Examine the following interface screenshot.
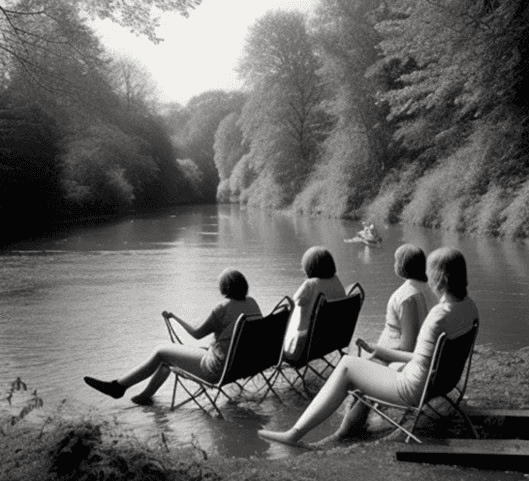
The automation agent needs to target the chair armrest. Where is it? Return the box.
[346,281,365,301]
[162,312,185,344]
[355,338,374,357]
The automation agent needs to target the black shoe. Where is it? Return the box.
[84,377,125,399]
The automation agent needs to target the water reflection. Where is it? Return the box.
[1,204,528,460]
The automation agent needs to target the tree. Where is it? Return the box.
[213,112,248,182]
[79,0,202,43]
[109,57,159,114]
[0,0,202,100]
[237,10,328,206]
[0,1,109,103]
[173,90,247,201]
[291,0,391,215]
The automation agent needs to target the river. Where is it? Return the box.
[1,204,528,459]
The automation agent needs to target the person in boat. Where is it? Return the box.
[84,268,261,405]
[258,247,478,446]
[355,222,382,244]
[283,246,346,362]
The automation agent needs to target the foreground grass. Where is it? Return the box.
[1,345,528,481]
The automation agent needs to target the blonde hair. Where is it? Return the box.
[427,247,468,300]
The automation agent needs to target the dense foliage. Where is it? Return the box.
[2,0,528,241]
[214,0,529,238]
[0,1,202,244]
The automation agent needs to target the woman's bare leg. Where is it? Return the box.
[85,343,207,400]
[258,356,401,445]
[130,365,171,404]
[313,400,371,446]
[118,343,206,389]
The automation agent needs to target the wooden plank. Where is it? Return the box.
[396,439,529,472]
[466,408,529,419]
[465,408,529,440]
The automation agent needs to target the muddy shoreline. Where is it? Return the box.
[1,345,528,481]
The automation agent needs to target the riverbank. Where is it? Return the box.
[1,344,528,481]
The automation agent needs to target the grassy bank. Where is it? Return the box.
[1,345,528,481]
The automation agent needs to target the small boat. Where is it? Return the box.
[344,235,382,247]
[344,223,382,247]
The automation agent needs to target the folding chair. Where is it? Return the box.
[350,319,480,443]
[273,282,365,395]
[163,296,293,416]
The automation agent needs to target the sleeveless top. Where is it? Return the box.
[377,279,437,351]
[396,296,478,405]
[283,276,345,360]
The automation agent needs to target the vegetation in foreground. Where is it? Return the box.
[1,345,528,481]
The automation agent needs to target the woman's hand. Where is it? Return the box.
[355,338,375,354]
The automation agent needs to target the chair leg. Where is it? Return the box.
[441,396,480,439]
[352,393,423,444]
[276,368,309,398]
[258,372,283,403]
[171,374,178,409]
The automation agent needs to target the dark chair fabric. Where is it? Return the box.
[350,319,480,443]
[272,282,365,395]
[164,296,293,416]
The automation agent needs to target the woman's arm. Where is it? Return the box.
[293,280,314,332]
[372,344,413,364]
[372,297,420,363]
[398,296,421,353]
[162,310,218,340]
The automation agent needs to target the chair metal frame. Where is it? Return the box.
[163,296,293,416]
[272,282,365,396]
[350,319,480,443]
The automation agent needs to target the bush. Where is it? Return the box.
[499,180,529,238]
[464,186,506,236]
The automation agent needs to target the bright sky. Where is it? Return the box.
[94,0,318,106]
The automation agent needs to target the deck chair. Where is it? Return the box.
[163,296,293,416]
[272,282,365,395]
[350,319,480,443]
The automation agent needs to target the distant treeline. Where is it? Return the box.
[2,0,528,242]
[0,2,210,244]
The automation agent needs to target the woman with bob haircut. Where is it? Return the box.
[84,268,261,405]
[357,243,437,363]
[283,246,346,361]
[258,247,478,446]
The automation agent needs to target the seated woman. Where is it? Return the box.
[283,246,346,362]
[357,243,438,366]
[84,268,261,405]
[258,247,478,446]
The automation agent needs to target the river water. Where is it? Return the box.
[1,204,528,459]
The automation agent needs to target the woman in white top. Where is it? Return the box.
[283,246,346,361]
[258,247,478,446]
[357,243,437,364]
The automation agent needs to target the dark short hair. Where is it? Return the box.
[394,244,427,282]
[301,246,337,279]
[427,247,468,300]
[218,268,248,300]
